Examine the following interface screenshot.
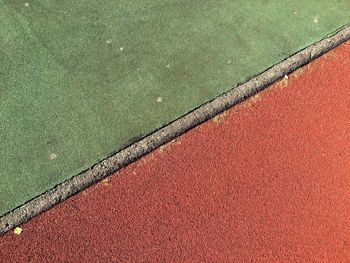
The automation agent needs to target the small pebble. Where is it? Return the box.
[49,153,57,160]
[14,227,23,235]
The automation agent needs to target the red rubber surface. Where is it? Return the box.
[1,42,350,262]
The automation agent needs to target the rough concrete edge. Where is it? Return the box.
[1,25,350,235]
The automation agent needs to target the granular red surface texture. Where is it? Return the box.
[1,42,350,262]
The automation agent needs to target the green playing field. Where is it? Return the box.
[1,0,349,216]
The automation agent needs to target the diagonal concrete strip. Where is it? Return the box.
[1,24,350,235]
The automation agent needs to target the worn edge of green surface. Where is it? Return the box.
[1,24,350,235]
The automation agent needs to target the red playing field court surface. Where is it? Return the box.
[1,42,350,262]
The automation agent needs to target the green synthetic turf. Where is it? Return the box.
[1,0,350,216]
